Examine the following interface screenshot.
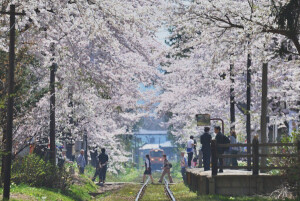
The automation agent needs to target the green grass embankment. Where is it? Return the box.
[0,175,99,201]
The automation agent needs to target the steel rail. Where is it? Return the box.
[164,178,176,201]
[135,177,149,201]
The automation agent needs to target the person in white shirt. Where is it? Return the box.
[187,136,195,168]
[143,154,154,184]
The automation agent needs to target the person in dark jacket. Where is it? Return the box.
[98,148,109,184]
[214,126,225,173]
[201,127,212,171]
[92,150,100,182]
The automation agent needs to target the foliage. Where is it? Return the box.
[268,130,300,196]
[0,48,47,158]
[0,174,99,201]
[66,175,99,201]
[1,184,74,201]
[0,0,169,172]
[11,154,71,190]
[268,130,299,172]
[155,0,300,144]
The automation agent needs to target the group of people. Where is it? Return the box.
[200,126,238,172]
[75,126,238,185]
[142,126,239,183]
[142,154,174,184]
[76,148,109,185]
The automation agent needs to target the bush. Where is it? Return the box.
[268,130,300,197]
[11,154,71,190]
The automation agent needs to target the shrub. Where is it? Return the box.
[11,154,71,190]
[268,130,300,197]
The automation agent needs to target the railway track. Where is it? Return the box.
[163,178,176,201]
[135,177,176,201]
[135,177,150,201]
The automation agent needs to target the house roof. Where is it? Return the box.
[135,129,168,135]
[139,141,175,150]
[159,141,173,147]
[139,144,160,150]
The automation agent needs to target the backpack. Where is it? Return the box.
[165,161,172,168]
[223,135,230,152]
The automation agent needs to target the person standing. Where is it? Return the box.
[77,149,86,174]
[201,127,212,171]
[230,130,238,167]
[92,151,100,182]
[58,149,71,169]
[214,126,225,173]
[98,148,109,184]
[142,154,154,184]
[180,152,188,182]
[187,136,195,168]
[192,138,198,168]
[158,155,173,183]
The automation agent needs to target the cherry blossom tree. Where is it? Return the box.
[155,0,299,142]
[0,0,168,172]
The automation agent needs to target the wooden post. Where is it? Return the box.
[297,140,300,164]
[0,5,25,200]
[3,5,16,200]
[84,131,88,165]
[252,137,259,175]
[297,140,300,197]
[230,63,235,131]
[260,63,268,172]
[246,53,252,170]
[211,140,218,176]
[49,63,56,166]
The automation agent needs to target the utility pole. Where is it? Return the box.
[0,5,25,200]
[260,63,268,171]
[246,53,252,169]
[49,61,57,166]
[84,131,88,165]
[230,63,235,131]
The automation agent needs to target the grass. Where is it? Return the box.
[95,184,140,201]
[1,164,297,201]
[66,175,99,200]
[1,185,73,201]
[84,163,182,183]
[84,165,144,182]
[0,175,99,201]
[141,183,168,201]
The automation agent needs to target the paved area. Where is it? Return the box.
[187,168,269,177]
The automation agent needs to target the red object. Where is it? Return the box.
[149,149,164,169]
[29,144,35,154]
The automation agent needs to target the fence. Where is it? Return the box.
[211,138,300,176]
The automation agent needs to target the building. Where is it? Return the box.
[134,129,168,144]
[133,129,177,166]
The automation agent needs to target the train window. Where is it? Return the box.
[150,150,163,157]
